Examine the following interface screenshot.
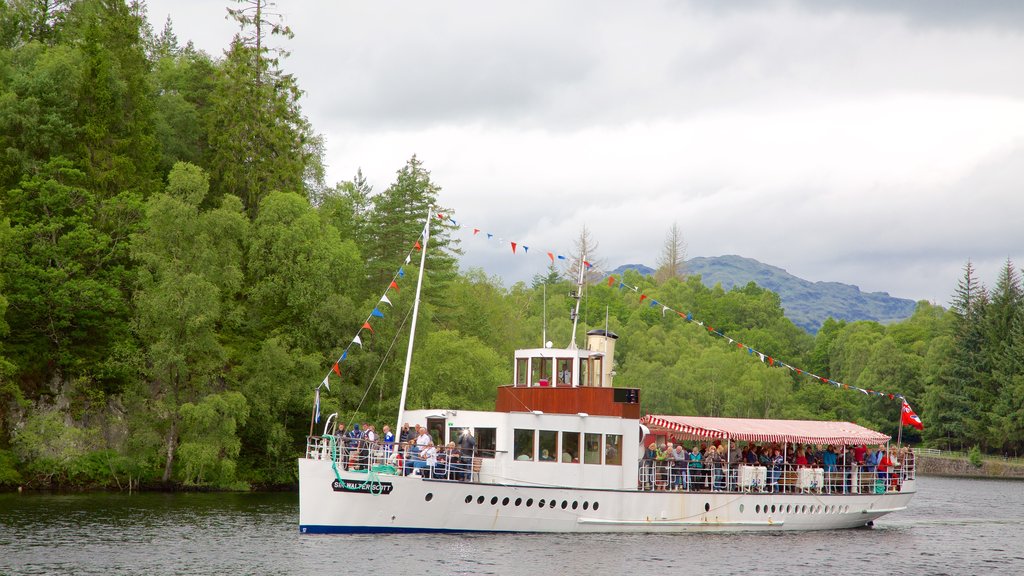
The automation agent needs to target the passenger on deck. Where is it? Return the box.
[642,443,658,490]
[416,425,432,448]
[400,423,414,444]
[795,448,808,468]
[346,424,363,470]
[672,444,689,490]
[689,444,705,490]
[655,443,671,490]
[382,425,394,455]
[769,448,784,493]
[447,442,465,481]
[877,448,893,489]
[418,440,438,476]
[540,449,554,461]
[707,444,724,491]
[334,423,347,468]
[822,445,838,492]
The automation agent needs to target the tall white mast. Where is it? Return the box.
[569,250,586,349]
[395,207,431,436]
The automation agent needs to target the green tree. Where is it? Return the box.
[925,261,987,450]
[244,191,363,352]
[131,162,248,483]
[367,156,459,288]
[207,2,322,218]
[2,158,138,391]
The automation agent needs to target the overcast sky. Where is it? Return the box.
[145,0,1024,305]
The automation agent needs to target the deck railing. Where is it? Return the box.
[637,458,915,494]
[306,435,915,494]
[305,435,482,482]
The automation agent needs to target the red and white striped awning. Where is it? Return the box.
[642,414,890,446]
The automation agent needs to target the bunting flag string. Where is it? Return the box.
[315,218,431,395]
[434,211,916,412]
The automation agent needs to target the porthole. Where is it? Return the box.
[770,505,776,513]
[538,499,546,507]
[572,501,579,510]
[801,505,807,514]
[515,498,522,507]
[593,502,599,511]
[705,502,710,512]
[561,500,568,509]
[425,493,433,502]
[477,496,485,504]
[550,500,556,508]
[526,498,534,507]
[464,495,472,504]
[502,497,510,506]
[583,501,589,510]
[739,504,745,513]
[786,505,792,514]
[755,504,761,513]
[491,496,498,505]
[817,505,823,514]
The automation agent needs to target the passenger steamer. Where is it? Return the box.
[298,215,916,533]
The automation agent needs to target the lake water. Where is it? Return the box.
[1,475,1022,575]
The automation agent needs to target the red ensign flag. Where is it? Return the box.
[901,400,924,430]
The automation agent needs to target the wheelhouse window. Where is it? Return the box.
[561,432,580,463]
[605,434,622,465]
[579,358,589,387]
[539,430,558,462]
[531,357,552,386]
[584,433,602,464]
[516,358,527,386]
[514,429,535,461]
[556,358,573,386]
[476,427,497,458]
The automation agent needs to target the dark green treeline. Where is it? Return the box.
[1,1,1021,490]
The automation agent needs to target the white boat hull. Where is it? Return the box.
[298,458,915,533]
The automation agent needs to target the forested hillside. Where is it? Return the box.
[1,1,1021,490]
[615,257,919,333]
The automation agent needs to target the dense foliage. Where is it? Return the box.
[1,1,1021,490]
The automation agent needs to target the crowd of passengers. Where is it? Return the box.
[328,422,478,481]
[640,440,914,493]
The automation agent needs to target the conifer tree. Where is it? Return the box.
[924,261,987,449]
[366,156,459,287]
[208,0,322,219]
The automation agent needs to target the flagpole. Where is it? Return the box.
[896,404,904,449]
[308,384,321,438]
[395,207,431,438]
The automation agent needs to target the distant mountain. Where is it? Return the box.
[613,256,917,334]
[612,263,655,277]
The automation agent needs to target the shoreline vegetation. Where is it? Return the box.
[2,2,1023,492]
[5,449,1022,495]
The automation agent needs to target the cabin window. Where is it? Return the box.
[580,358,590,386]
[556,358,573,386]
[605,434,622,465]
[592,356,603,386]
[531,357,552,386]
[584,433,602,464]
[539,430,558,462]
[516,358,527,386]
[476,427,497,458]
[514,429,535,461]
[561,432,580,463]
